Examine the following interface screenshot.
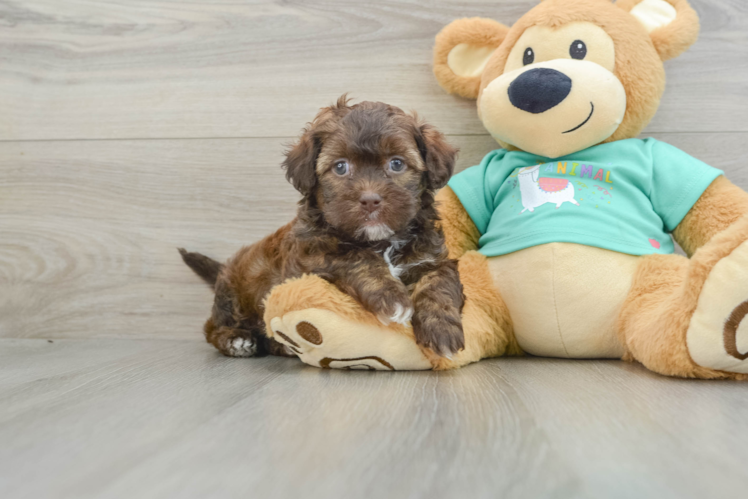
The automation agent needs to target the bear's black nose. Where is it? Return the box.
[508,68,572,114]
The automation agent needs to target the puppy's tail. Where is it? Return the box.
[178,248,224,287]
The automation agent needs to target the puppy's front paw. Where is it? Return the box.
[357,282,413,326]
[412,312,465,359]
[377,302,414,326]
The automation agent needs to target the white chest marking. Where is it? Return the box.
[382,241,436,281]
[383,244,405,280]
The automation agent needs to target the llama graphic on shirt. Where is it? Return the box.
[517,165,579,213]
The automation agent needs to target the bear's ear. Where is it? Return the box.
[433,18,510,99]
[617,0,700,61]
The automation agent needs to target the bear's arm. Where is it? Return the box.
[435,186,481,259]
[673,176,748,257]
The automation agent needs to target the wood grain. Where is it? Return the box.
[0,0,745,141]
[1,2,747,498]
[2,133,746,340]
[1,339,747,497]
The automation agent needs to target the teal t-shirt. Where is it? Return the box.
[448,138,723,257]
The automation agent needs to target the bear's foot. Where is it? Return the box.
[687,240,748,374]
[267,308,432,371]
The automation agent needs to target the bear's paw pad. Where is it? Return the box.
[268,308,432,371]
[687,240,748,374]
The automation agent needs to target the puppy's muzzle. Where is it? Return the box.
[360,192,382,214]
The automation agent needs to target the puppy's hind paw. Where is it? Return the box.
[225,336,258,358]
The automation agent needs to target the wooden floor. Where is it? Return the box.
[1,0,747,497]
[2,339,748,498]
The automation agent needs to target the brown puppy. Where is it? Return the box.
[181,97,465,359]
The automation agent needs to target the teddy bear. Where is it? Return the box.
[263,0,748,379]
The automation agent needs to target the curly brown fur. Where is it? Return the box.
[182,98,464,358]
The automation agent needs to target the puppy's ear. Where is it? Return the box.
[414,124,458,190]
[283,127,322,196]
[283,96,352,196]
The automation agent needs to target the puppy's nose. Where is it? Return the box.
[360,192,382,213]
[508,68,572,114]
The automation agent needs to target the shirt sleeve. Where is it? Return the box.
[648,139,724,233]
[447,150,503,235]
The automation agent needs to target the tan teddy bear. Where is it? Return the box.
[265,0,748,379]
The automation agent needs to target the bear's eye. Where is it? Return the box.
[523,47,535,66]
[333,160,350,176]
[570,40,587,60]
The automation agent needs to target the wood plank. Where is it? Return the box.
[0,137,298,340]
[1,339,747,497]
[496,360,748,498]
[0,0,745,141]
[1,132,746,340]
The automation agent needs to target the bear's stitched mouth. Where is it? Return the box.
[562,102,595,134]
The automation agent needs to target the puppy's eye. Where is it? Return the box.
[570,40,587,60]
[523,47,534,66]
[388,158,406,173]
[333,161,349,176]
